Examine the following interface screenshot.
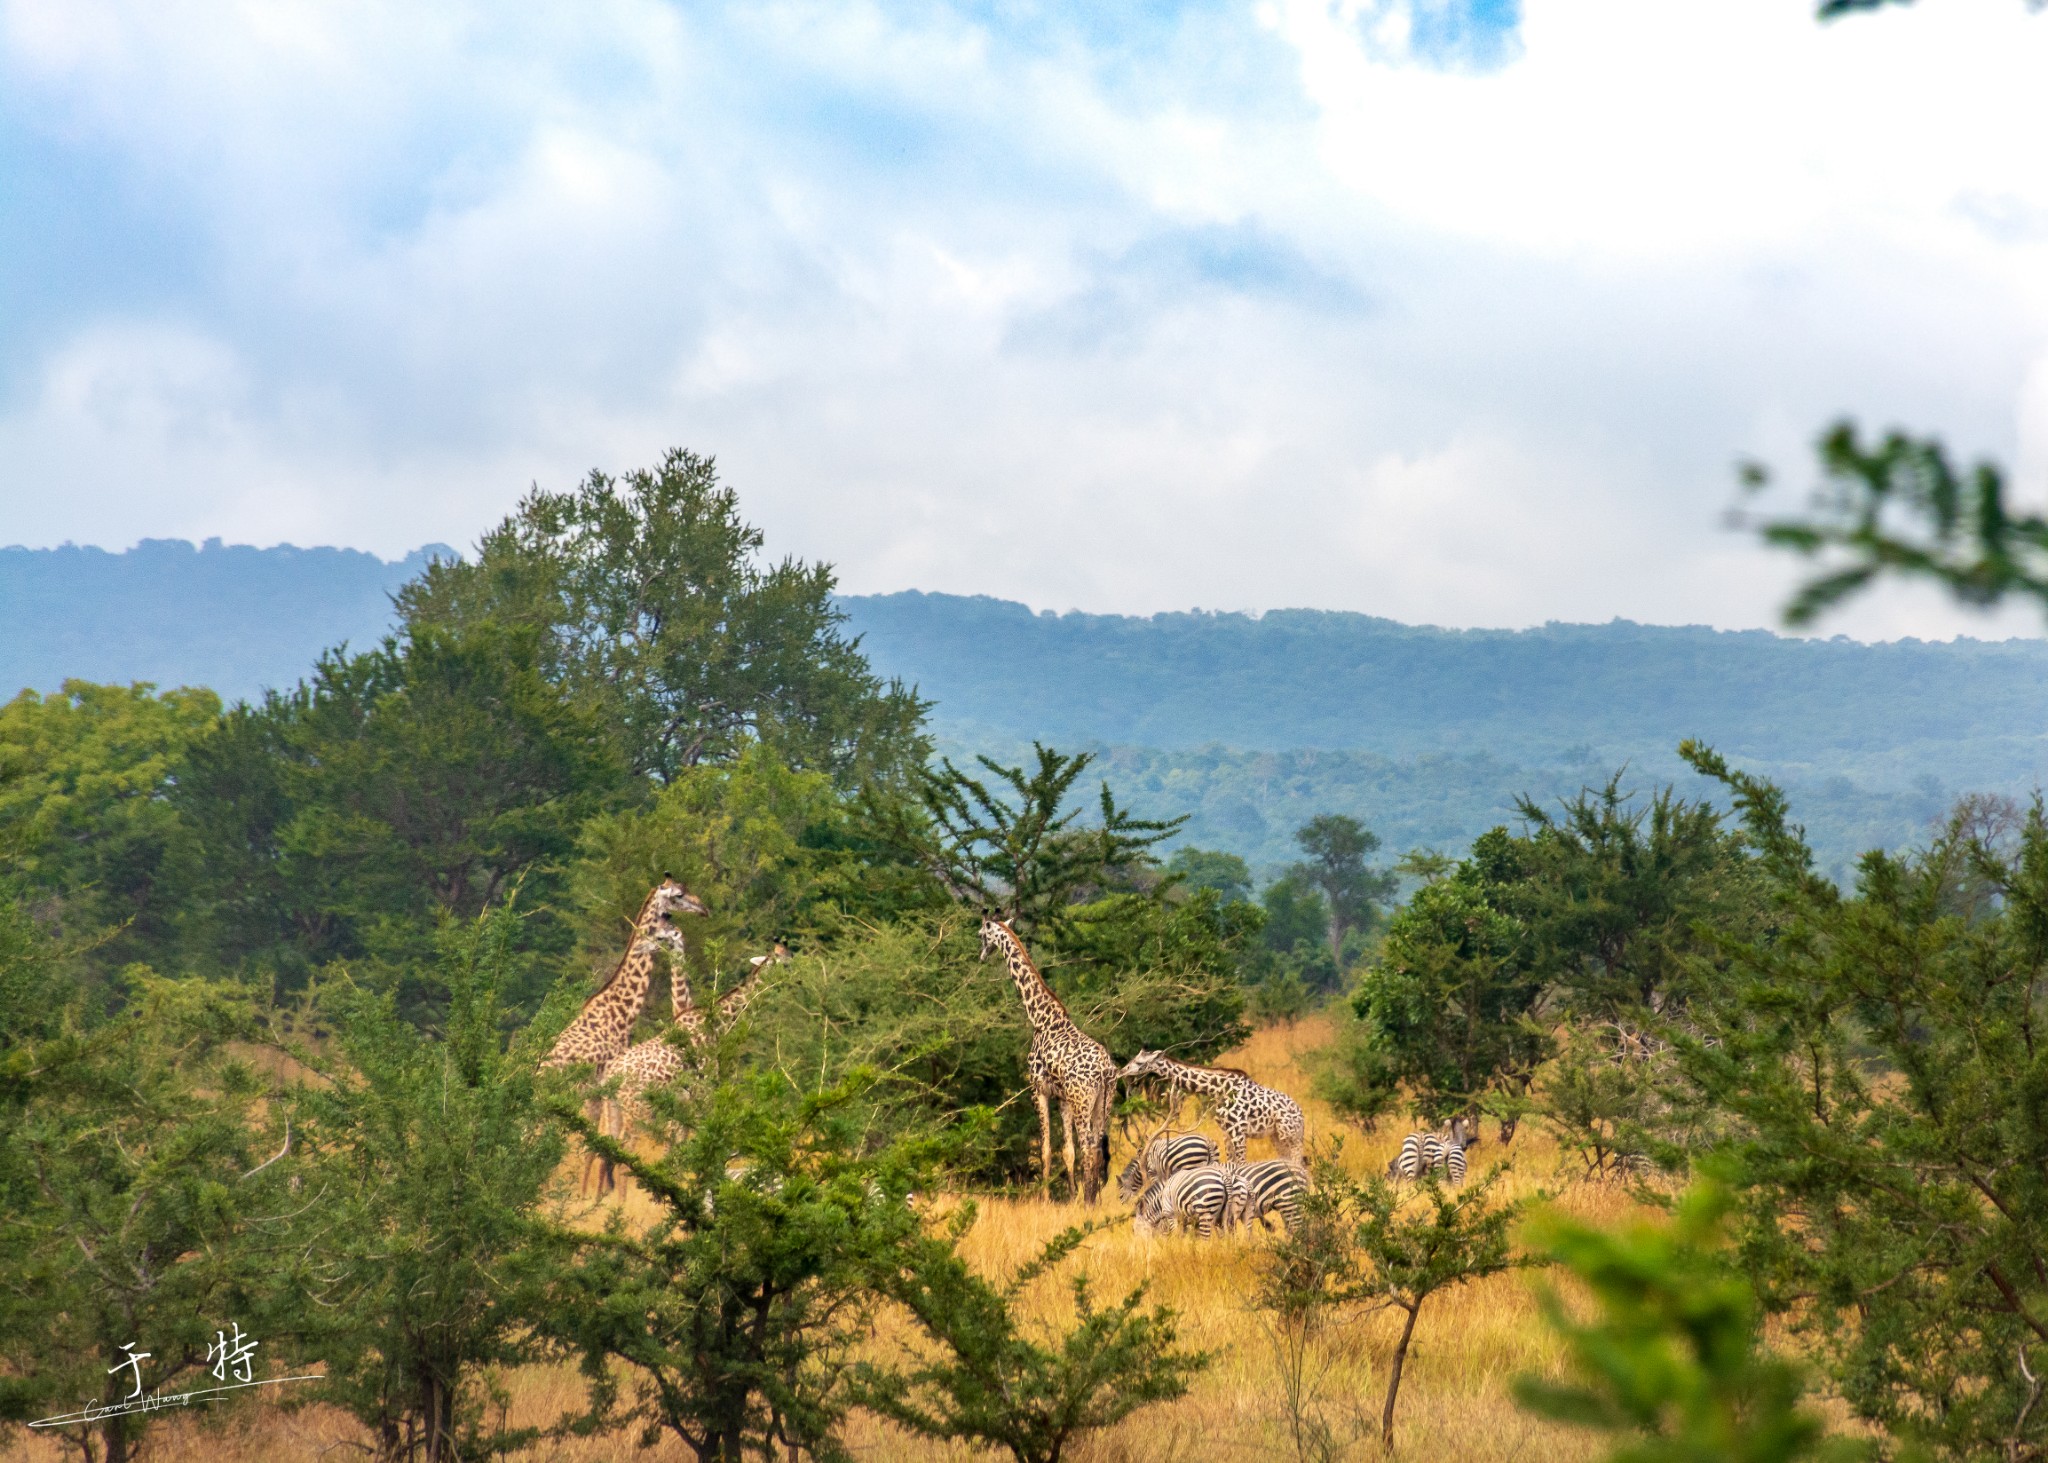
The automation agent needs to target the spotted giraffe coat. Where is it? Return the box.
[541,877,706,1073]
[1119,1049,1306,1164]
[607,944,788,1131]
[981,918,1120,1204]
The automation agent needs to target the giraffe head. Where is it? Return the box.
[978,918,1015,961]
[1120,1050,1167,1081]
[747,941,792,971]
[641,875,710,932]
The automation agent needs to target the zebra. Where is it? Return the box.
[1116,1131,1222,1202]
[1225,1159,1309,1233]
[1132,1163,1232,1238]
[1386,1115,1476,1185]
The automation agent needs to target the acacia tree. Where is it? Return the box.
[1671,742,2048,1459]
[1254,1159,1523,1451]
[294,907,575,1463]
[0,917,297,1463]
[856,1219,1209,1463]
[889,743,1183,936]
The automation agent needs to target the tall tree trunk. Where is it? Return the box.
[1380,1299,1422,1449]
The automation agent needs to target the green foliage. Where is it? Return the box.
[1289,813,1396,964]
[1322,835,1548,1126]
[856,1219,1209,1463]
[1166,846,1253,903]
[566,744,836,984]
[1515,1180,1870,1463]
[895,741,1183,936]
[1260,868,1340,992]
[0,680,222,978]
[171,623,624,1004]
[1746,421,2047,628]
[1672,742,2048,1460]
[396,448,927,787]
[0,937,293,1463]
[742,915,1247,1189]
[1514,776,1761,1021]
[1254,1155,1525,1449]
[293,907,573,1462]
[1533,1022,1663,1181]
[546,1069,942,1462]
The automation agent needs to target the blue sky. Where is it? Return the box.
[1,0,2045,639]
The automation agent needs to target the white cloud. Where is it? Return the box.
[0,0,2043,644]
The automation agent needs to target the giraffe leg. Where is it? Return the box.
[1061,1105,1080,1202]
[1036,1086,1055,1200]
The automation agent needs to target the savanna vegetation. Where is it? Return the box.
[6,8,2047,1460]
[4,428,2045,1463]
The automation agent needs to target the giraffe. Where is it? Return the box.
[541,876,707,1195]
[979,918,1119,1204]
[602,942,790,1154]
[1119,1049,1305,1165]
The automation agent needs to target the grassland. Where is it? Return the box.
[5,1017,1646,1463]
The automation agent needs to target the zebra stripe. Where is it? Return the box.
[1226,1160,1308,1233]
[1116,1132,1222,1201]
[1133,1163,1231,1238]
[1387,1121,1474,1185]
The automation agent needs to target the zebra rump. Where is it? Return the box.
[1387,1122,1472,1185]
[1225,1160,1308,1233]
[1133,1163,1231,1239]
[1117,1131,1223,1201]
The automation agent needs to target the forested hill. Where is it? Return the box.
[839,591,2048,783]
[838,591,2048,873]
[7,546,2045,876]
[0,538,451,701]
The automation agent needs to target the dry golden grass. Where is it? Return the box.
[8,1016,1648,1463]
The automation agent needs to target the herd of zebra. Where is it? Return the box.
[1115,1113,1487,1239]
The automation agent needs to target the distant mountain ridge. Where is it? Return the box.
[0,538,452,703]
[6,544,2044,876]
[838,590,2048,789]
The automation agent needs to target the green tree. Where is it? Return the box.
[1320,831,1548,1126]
[0,932,295,1463]
[1514,777,1760,1022]
[856,1220,1209,1463]
[1669,742,2048,1459]
[396,448,927,787]
[1259,870,1340,994]
[1254,1157,1524,1450]
[566,743,836,986]
[293,907,577,1462]
[173,623,624,1005]
[1166,846,1254,903]
[546,1067,943,1462]
[892,742,1183,936]
[1289,813,1396,968]
[0,681,221,979]
[1515,1179,1869,1463]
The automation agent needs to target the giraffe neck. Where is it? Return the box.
[605,942,657,1023]
[717,975,762,1024]
[992,925,1074,1037]
[1150,1055,1234,1096]
[668,953,708,1044]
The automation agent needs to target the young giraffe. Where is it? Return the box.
[980,918,1119,1204]
[603,943,790,1148]
[1119,1049,1306,1165]
[541,877,707,1195]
